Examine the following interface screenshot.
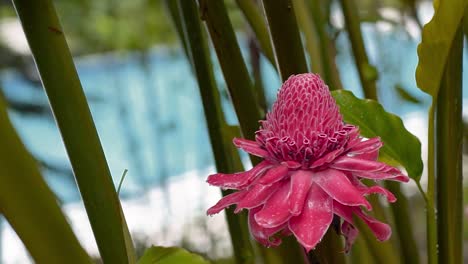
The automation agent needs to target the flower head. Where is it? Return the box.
[207,73,409,252]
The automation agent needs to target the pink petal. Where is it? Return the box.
[355,210,392,241]
[289,184,334,252]
[207,190,247,215]
[248,207,286,247]
[288,170,313,215]
[255,164,289,185]
[333,202,391,242]
[355,171,410,183]
[342,221,359,253]
[348,137,382,155]
[235,182,281,213]
[233,138,269,158]
[207,161,271,189]
[330,156,390,172]
[255,181,292,228]
[309,147,345,168]
[313,169,372,210]
[359,185,397,203]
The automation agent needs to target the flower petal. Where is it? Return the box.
[288,170,313,215]
[333,202,391,242]
[248,207,286,247]
[255,164,289,185]
[355,210,392,241]
[348,137,382,155]
[313,169,372,210]
[233,138,270,158]
[235,182,281,213]
[255,181,292,228]
[289,184,334,252]
[207,161,271,189]
[355,171,409,183]
[330,156,391,172]
[309,147,345,168]
[207,190,247,215]
[359,185,397,203]
[342,221,359,253]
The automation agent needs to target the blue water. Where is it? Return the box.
[1,27,466,203]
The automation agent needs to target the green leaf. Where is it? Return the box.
[415,0,468,97]
[138,247,210,264]
[332,90,423,181]
[0,96,92,263]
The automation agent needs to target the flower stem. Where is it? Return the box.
[260,0,308,80]
[339,0,377,100]
[235,0,276,67]
[174,1,257,262]
[435,25,463,264]
[426,105,438,264]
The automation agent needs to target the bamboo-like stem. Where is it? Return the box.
[235,0,276,67]
[199,0,263,141]
[11,1,134,263]
[307,0,343,90]
[339,1,420,262]
[426,105,437,264]
[0,96,91,264]
[435,26,463,264]
[385,182,420,264]
[291,0,324,75]
[339,0,377,100]
[260,0,308,80]
[176,1,256,263]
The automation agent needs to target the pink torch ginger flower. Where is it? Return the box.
[206,73,409,252]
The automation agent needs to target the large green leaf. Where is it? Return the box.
[415,0,467,97]
[332,90,423,181]
[138,247,209,264]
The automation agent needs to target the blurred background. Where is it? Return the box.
[0,0,466,263]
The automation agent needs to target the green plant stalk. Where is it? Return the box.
[164,0,190,63]
[199,0,263,141]
[260,1,344,263]
[435,26,463,264]
[385,182,420,264]
[176,1,256,262]
[11,1,134,263]
[260,0,308,80]
[350,236,375,264]
[0,96,91,264]
[235,0,276,67]
[291,0,324,75]
[426,105,437,264]
[307,0,343,90]
[339,0,420,261]
[339,0,377,100]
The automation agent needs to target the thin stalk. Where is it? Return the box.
[249,35,268,113]
[291,0,324,75]
[176,1,256,263]
[0,96,91,264]
[235,0,276,67]
[339,0,378,100]
[199,0,263,141]
[435,26,463,264]
[307,0,343,90]
[11,1,134,263]
[385,182,420,264]
[260,0,308,80]
[426,105,437,264]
